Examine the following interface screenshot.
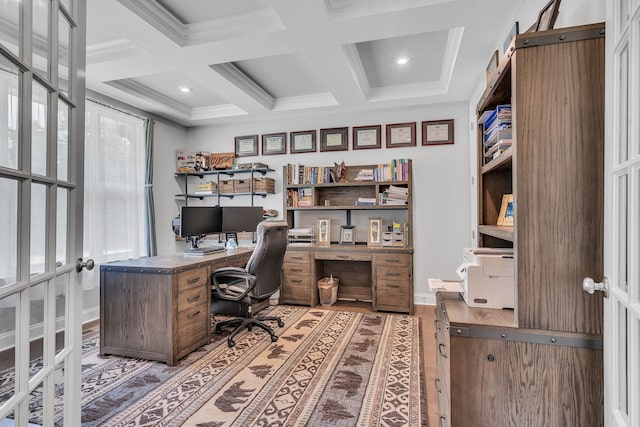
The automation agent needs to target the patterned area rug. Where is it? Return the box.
[1,305,426,426]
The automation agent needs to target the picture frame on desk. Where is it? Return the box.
[317,218,331,246]
[497,194,514,226]
[367,218,382,246]
[339,225,355,245]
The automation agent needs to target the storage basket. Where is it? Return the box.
[234,179,251,193]
[317,277,339,306]
[254,177,275,194]
[219,180,234,194]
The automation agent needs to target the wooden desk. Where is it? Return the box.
[99,248,251,365]
[281,245,413,313]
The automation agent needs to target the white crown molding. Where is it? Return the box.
[209,63,275,111]
[86,38,140,64]
[116,0,187,46]
[190,104,248,121]
[105,79,191,116]
[272,93,339,111]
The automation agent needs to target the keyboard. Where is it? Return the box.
[184,246,226,255]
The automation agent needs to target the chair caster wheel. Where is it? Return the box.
[277,320,284,327]
[271,335,278,342]
[228,340,235,347]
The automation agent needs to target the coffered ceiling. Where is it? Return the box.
[86,0,526,127]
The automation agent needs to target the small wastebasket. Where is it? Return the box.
[317,277,339,306]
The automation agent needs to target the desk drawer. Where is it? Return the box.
[314,252,371,261]
[281,275,312,305]
[177,302,208,356]
[284,251,311,264]
[177,285,207,312]
[177,267,208,291]
[283,263,311,276]
[374,253,412,268]
[377,266,412,280]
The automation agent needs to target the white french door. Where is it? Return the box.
[605,1,640,426]
[0,0,86,426]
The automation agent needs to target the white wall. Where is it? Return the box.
[173,103,471,305]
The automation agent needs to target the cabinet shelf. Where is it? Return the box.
[286,205,408,211]
[482,147,512,174]
[175,167,274,178]
[286,181,409,189]
[477,225,514,242]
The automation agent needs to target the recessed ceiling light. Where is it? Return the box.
[179,86,193,93]
[396,57,409,65]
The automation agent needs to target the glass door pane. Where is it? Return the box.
[0,0,20,57]
[0,177,18,287]
[33,0,51,80]
[31,183,47,275]
[58,12,71,96]
[32,82,49,177]
[0,55,20,170]
[57,99,70,180]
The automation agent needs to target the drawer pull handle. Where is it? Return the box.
[187,310,201,319]
[386,259,400,263]
[291,268,303,272]
[336,255,349,259]
[187,294,201,303]
[187,277,200,284]
[385,272,401,277]
[292,279,302,283]
[438,343,448,358]
[290,256,303,260]
[434,378,442,393]
[387,284,400,288]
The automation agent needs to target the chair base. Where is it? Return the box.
[214,315,284,347]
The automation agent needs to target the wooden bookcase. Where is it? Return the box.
[280,161,414,313]
[436,24,605,426]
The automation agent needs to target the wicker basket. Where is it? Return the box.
[254,177,275,194]
[219,179,234,194]
[234,179,251,193]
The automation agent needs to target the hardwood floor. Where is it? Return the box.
[0,304,440,426]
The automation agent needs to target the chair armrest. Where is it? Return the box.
[211,266,246,277]
[211,270,257,301]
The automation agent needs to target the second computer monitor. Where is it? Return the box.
[222,206,263,233]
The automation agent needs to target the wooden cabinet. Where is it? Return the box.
[100,249,251,365]
[281,249,315,306]
[282,161,414,312]
[435,24,605,426]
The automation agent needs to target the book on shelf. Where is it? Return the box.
[484,139,513,160]
[288,187,313,207]
[355,169,374,181]
[355,197,377,206]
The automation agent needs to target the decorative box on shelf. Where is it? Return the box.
[219,180,235,194]
[253,177,275,193]
[288,228,315,246]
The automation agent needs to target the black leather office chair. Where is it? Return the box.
[211,221,288,347]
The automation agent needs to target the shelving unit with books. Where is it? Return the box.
[436,24,605,427]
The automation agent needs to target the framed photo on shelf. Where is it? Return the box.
[485,50,499,85]
[353,125,381,150]
[317,218,331,246]
[497,194,514,226]
[535,0,561,32]
[339,225,355,245]
[422,119,454,146]
[290,130,316,154]
[320,127,348,152]
[234,135,258,157]
[367,218,382,246]
[386,122,416,148]
[262,132,287,155]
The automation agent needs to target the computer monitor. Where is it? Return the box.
[222,206,263,233]
[180,206,222,248]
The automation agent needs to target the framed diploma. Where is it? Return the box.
[385,122,416,148]
[353,125,381,150]
[320,127,348,152]
[290,130,316,154]
[422,119,454,146]
[234,134,258,157]
[262,132,286,155]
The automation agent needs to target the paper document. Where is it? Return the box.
[428,278,463,293]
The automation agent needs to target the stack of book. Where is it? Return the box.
[380,185,409,205]
[355,169,374,181]
[288,187,314,207]
[286,164,333,184]
[478,104,512,164]
[355,197,377,206]
[373,159,409,182]
[194,180,216,195]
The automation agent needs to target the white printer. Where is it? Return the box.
[456,247,515,309]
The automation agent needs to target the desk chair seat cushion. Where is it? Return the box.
[210,221,288,347]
